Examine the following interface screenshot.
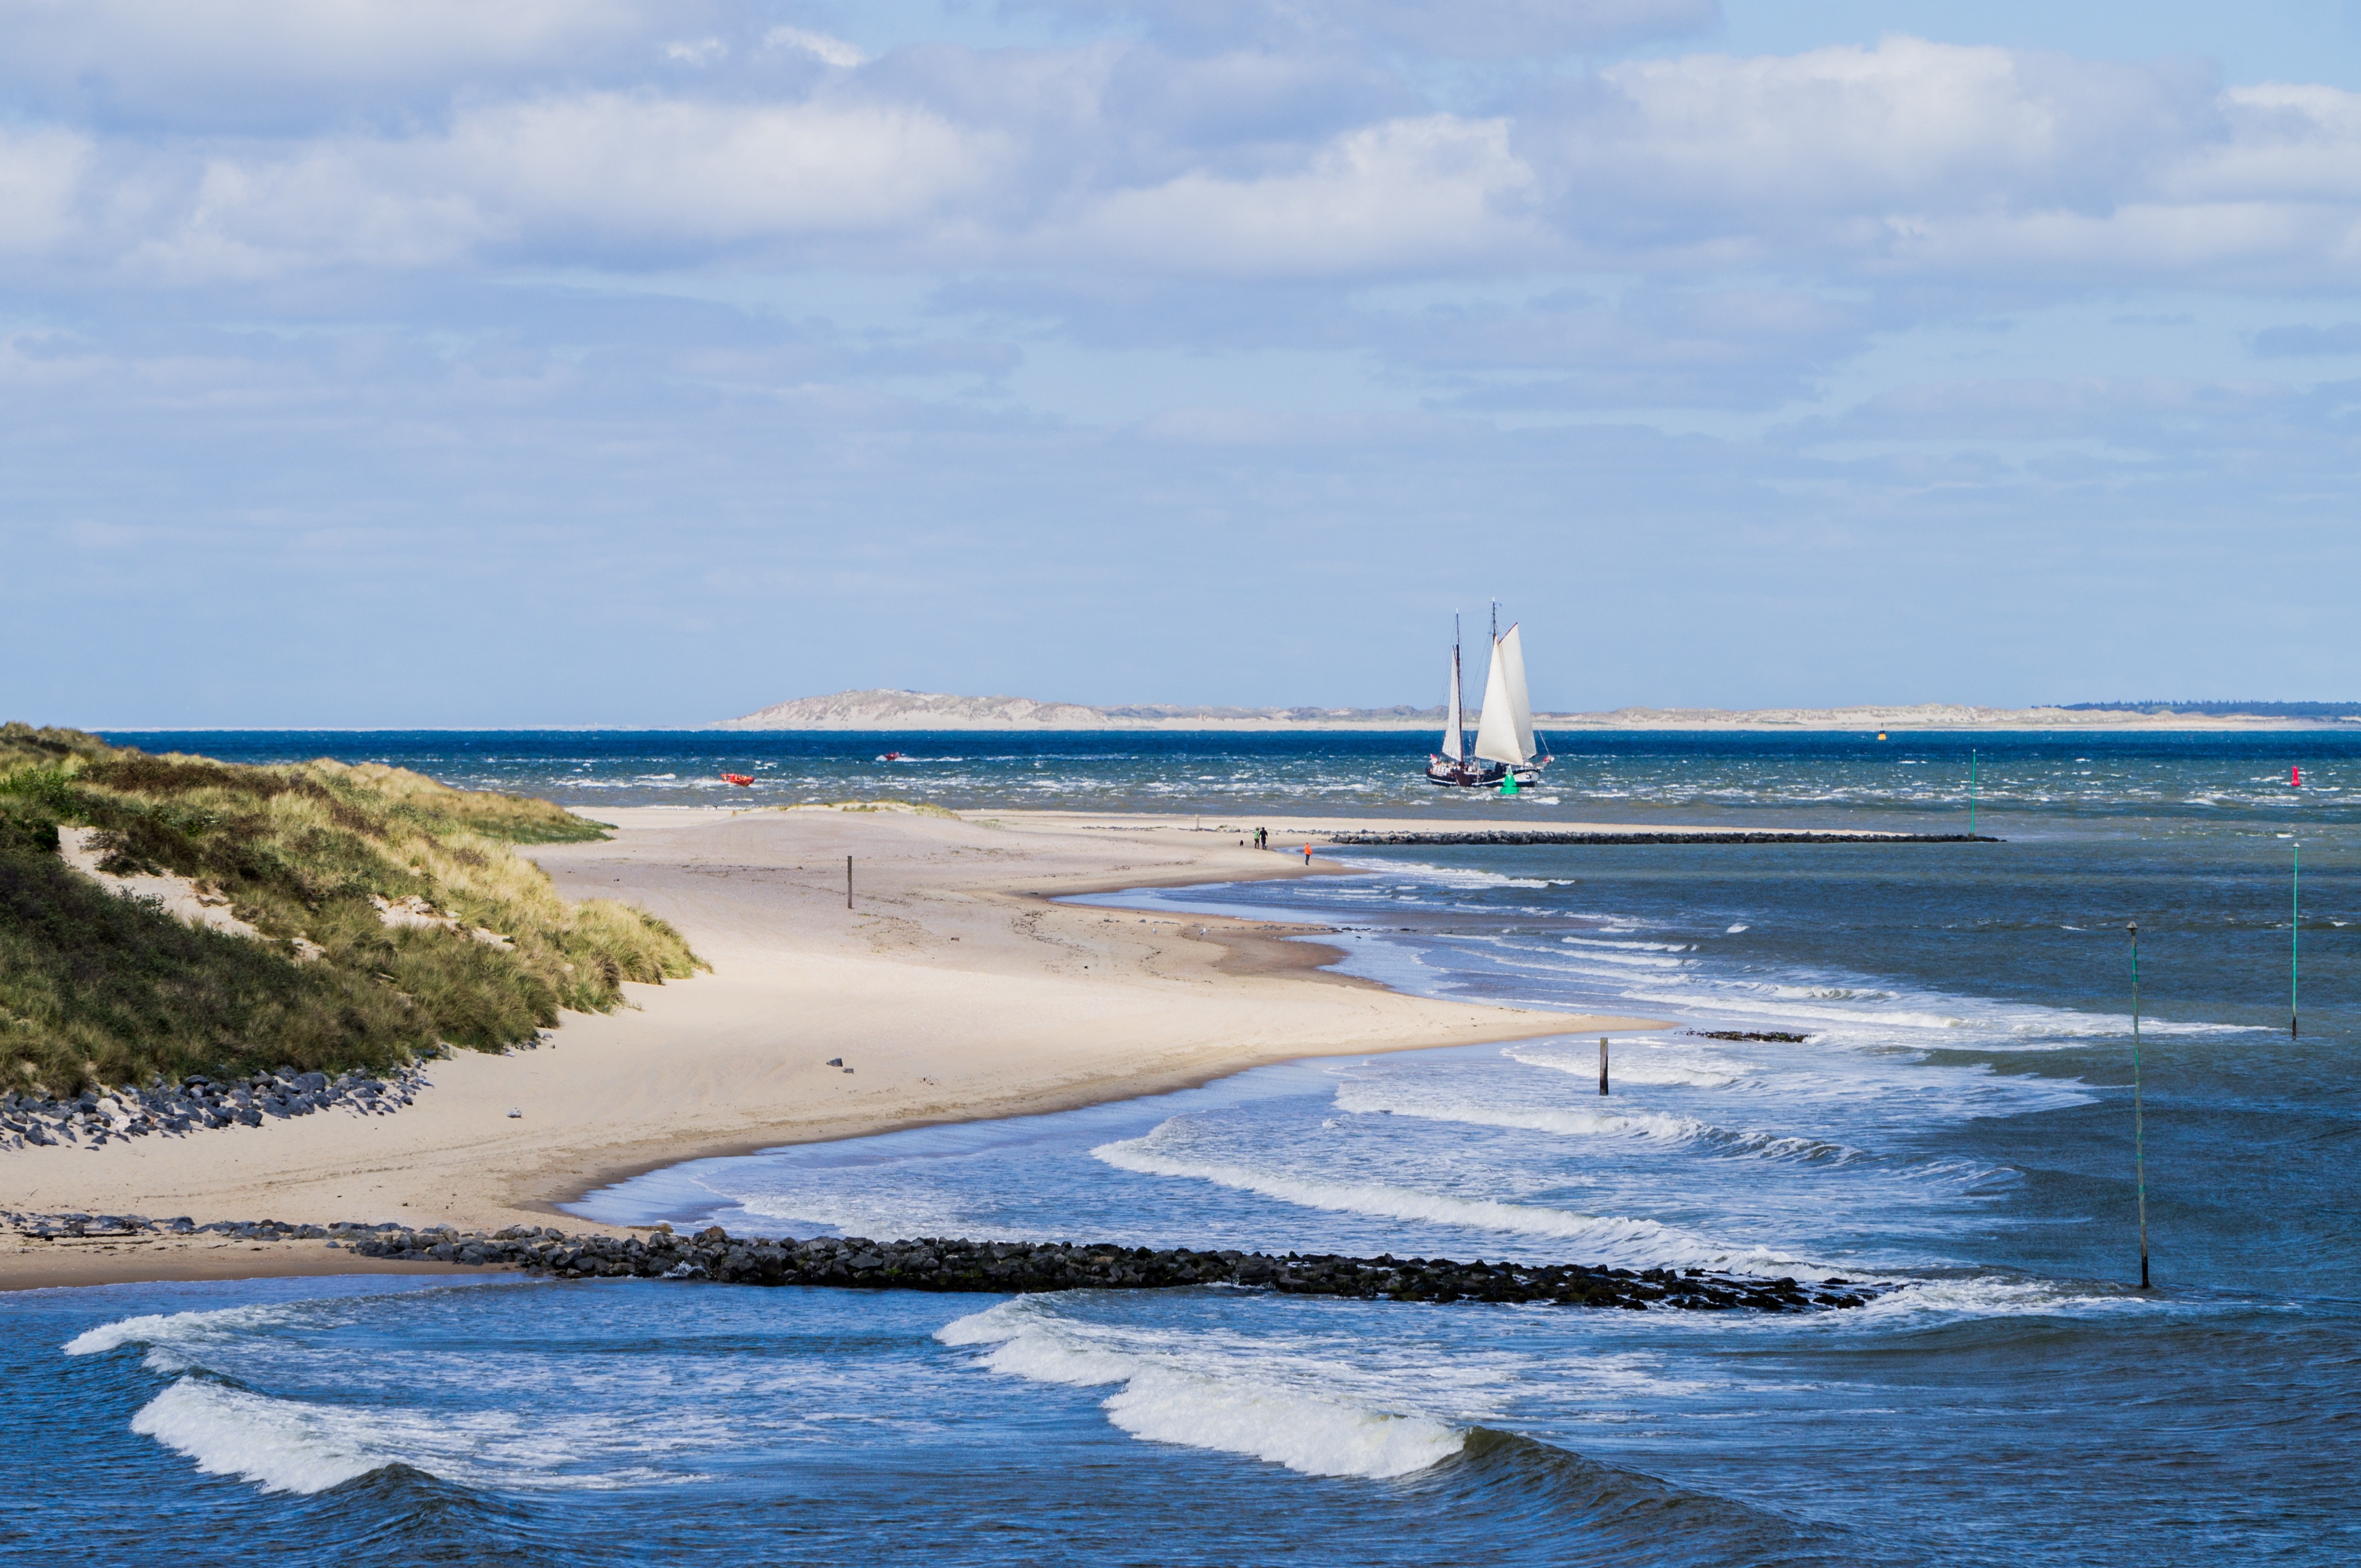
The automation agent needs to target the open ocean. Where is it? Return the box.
[10,730,2358,1565]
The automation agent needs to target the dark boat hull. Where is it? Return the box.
[1425,759,1544,788]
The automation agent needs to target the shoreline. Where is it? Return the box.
[4,806,1668,1292]
[514,905,1388,1217]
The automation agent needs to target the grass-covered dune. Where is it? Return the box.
[0,723,702,1098]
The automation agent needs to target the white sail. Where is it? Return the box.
[1473,624,1537,766]
[1499,623,1536,762]
[1472,636,1521,764]
[1441,645,1463,760]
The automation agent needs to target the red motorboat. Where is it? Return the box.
[720,773,754,786]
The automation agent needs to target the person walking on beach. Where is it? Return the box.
[1301,844,1313,865]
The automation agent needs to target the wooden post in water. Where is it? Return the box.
[1969,749,1977,837]
[2130,921,2149,1290]
[847,855,853,911]
[1598,1037,1609,1097]
[2292,840,2301,1039]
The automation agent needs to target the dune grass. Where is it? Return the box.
[0,723,703,1097]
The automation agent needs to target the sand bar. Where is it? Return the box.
[5,806,1665,1289]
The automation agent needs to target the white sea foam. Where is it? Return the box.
[72,1299,725,1495]
[938,1300,1468,1478]
[1612,977,2251,1046]
[1853,1275,2196,1322]
[1091,1124,1831,1273]
[1562,937,1694,953]
[1551,946,1689,970]
[131,1379,389,1495]
[65,1302,303,1373]
[120,1378,719,1495]
[730,1185,983,1241]
[1100,1365,1464,1476]
[1505,1041,1750,1089]
[1337,1080,1870,1169]
[1335,1081,1703,1143]
[1095,1130,1665,1245]
[1326,857,1565,891]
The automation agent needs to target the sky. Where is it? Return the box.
[6,0,2361,727]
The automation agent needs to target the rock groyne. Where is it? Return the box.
[343,1224,1872,1311]
[5,1213,1876,1310]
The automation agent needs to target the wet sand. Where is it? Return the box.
[3,806,1663,1289]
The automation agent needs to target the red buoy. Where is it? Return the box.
[2292,765,2303,788]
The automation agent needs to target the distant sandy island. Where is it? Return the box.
[5,806,1672,1290]
[716,689,2357,732]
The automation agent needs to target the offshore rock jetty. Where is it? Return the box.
[0,1064,434,1151]
[1319,830,1997,847]
[328,1224,1868,1311]
[2,1212,1874,1309]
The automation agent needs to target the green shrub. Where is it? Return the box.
[0,730,702,1096]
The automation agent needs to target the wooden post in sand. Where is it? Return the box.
[847,855,853,911]
[1599,1038,1609,1096]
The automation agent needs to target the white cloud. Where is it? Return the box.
[123,148,488,279]
[1059,115,1541,274]
[154,97,995,275]
[1473,35,2361,287]
[0,125,89,254]
[7,28,2361,294]
[2174,83,2361,202]
[0,0,667,108]
[442,94,993,250]
[764,26,868,71]
[1016,1,1718,57]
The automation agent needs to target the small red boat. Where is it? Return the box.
[877,751,906,762]
[720,773,754,786]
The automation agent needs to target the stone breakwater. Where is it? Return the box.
[2,1212,1874,1309]
[1319,831,1997,847]
[4,1209,1879,1313]
[0,1064,434,1151]
[331,1225,1866,1311]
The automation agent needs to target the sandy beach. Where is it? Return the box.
[4,806,1664,1289]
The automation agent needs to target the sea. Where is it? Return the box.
[9,730,2357,1565]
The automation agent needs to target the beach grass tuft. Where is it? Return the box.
[799,799,961,818]
[0,724,701,1096]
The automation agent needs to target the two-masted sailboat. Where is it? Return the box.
[1426,609,1550,789]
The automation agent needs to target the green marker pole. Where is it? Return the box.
[2130,921,2148,1290]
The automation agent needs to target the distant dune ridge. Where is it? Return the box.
[716,690,2358,731]
[716,690,1438,730]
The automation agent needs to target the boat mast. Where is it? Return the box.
[1454,613,1465,763]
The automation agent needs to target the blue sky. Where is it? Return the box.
[5,0,2361,726]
